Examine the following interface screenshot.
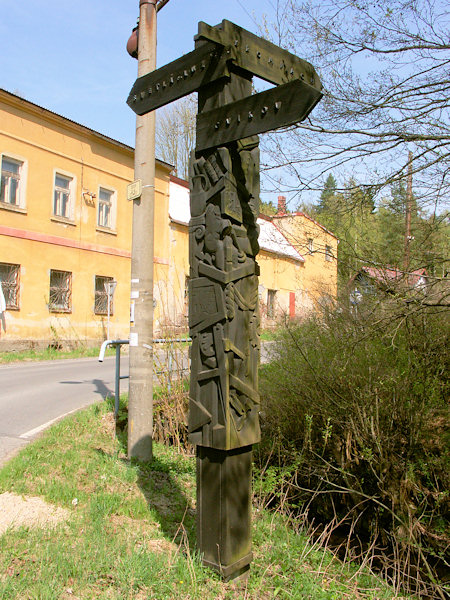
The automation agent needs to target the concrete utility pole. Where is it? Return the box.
[404,150,413,271]
[128,0,158,461]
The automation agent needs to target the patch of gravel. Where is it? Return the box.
[0,492,70,535]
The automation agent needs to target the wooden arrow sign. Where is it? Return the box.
[195,79,322,152]
[127,41,230,115]
[196,20,321,91]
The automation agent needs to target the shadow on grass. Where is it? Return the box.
[99,397,196,549]
[135,456,196,548]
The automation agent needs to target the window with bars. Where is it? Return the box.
[307,238,314,254]
[53,173,73,219]
[49,270,72,312]
[325,245,333,261]
[0,263,20,309]
[1,157,23,206]
[94,275,114,315]
[97,187,114,229]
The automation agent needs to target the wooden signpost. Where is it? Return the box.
[128,19,322,581]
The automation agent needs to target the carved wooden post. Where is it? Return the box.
[188,67,261,580]
[127,18,323,581]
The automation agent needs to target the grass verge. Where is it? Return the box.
[0,400,411,599]
[0,345,115,364]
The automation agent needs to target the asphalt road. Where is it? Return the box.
[0,341,276,467]
[0,356,127,466]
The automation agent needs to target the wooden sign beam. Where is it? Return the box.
[127,20,322,117]
[126,18,324,582]
[196,20,321,91]
[196,79,322,151]
[127,41,230,115]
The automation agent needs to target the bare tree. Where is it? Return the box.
[260,0,450,214]
[155,95,196,180]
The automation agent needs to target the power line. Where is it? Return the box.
[235,0,259,28]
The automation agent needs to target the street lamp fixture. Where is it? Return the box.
[126,0,170,59]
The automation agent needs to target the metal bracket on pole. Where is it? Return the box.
[99,339,130,417]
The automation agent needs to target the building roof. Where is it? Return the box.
[354,266,428,288]
[258,214,305,261]
[273,211,338,240]
[168,180,304,262]
[0,87,174,170]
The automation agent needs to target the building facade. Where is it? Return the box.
[0,89,171,350]
[164,181,338,330]
[272,196,338,311]
[0,89,337,350]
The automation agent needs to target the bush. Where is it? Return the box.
[257,296,449,598]
[153,378,191,454]
[114,380,191,457]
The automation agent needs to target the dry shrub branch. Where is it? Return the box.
[257,292,449,599]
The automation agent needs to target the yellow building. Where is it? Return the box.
[0,88,171,350]
[272,196,338,311]
[165,183,338,328]
[0,89,337,350]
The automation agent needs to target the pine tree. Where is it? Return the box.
[317,173,337,214]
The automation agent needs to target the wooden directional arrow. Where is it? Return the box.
[195,79,322,152]
[127,20,322,119]
[127,41,230,115]
[196,20,322,91]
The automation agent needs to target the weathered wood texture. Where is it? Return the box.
[196,20,321,90]
[127,42,230,115]
[196,445,253,580]
[188,71,261,451]
[127,18,322,580]
[127,19,322,117]
[196,78,322,151]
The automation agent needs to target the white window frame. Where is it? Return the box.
[52,169,76,221]
[307,238,314,254]
[325,245,333,261]
[97,186,117,231]
[0,153,27,210]
[49,269,72,313]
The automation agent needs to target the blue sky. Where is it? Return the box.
[0,0,276,149]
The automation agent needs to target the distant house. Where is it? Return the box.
[349,265,428,307]
[167,184,337,325]
[271,195,338,311]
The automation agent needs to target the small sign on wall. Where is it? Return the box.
[127,179,142,201]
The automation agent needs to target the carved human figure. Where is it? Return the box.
[204,204,231,270]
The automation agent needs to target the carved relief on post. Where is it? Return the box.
[188,138,261,451]
[127,17,323,580]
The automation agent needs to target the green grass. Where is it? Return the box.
[260,329,278,342]
[0,345,115,364]
[0,400,410,599]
